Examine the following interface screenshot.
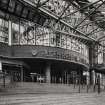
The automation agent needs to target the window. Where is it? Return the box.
[12,22,19,44]
[61,35,66,48]
[56,33,61,47]
[50,33,56,47]
[67,36,71,50]
[0,18,8,43]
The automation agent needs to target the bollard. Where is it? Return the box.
[97,75,100,94]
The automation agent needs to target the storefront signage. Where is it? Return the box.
[32,49,87,65]
[32,49,72,59]
[32,50,38,56]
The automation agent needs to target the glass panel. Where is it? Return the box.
[81,44,84,55]
[98,46,103,64]
[50,33,56,47]
[20,21,28,45]
[76,41,82,53]
[36,27,44,45]
[71,39,76,51]
[67,36,71,50]
[56,33,61,47]
[27,27,35,45]
[0,18,8,43]
[61,35,66,49]
[12,22,19,44]
[43,28,49,46]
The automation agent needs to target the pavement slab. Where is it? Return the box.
[0,93,105,105]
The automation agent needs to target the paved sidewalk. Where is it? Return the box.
[0,93,105,105]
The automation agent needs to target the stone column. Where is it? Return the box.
[92,70,96,85]
[99,73,102,85]
[89,43,98,85]
[0,61,2,72]
[86,71,89,85]
[8,20,12,46]
[45,62,51,83]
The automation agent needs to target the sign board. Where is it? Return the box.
[31,48,89,65]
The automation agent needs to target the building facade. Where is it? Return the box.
[0,0,105,86]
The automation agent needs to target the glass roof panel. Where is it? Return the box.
[1,0,105,46]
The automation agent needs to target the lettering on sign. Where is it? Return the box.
[32,49,38,56]
[32,49,87,65]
